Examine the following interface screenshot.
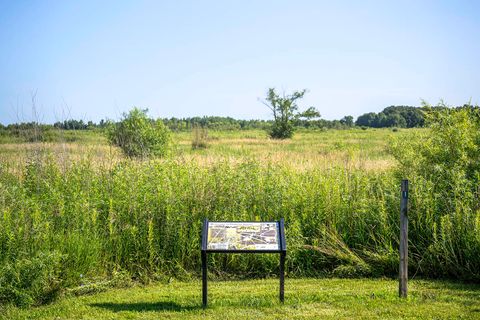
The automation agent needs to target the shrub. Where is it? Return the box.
[107,108,170,158]
[390,103,480,279]
[270,121,295,140]
[0,251,64,307]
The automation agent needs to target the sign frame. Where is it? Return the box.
[201,218,286,307]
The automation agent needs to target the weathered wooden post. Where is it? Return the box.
[399,179,409,298]
[279,218,286,303]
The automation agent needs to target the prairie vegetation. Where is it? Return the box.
[1,108,480,309]
[0,128,401,171]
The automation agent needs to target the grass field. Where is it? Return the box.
[2,278,479,319]
[0,128,410,171]
[1,126,479,315]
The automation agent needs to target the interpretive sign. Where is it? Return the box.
[201,219,286,307]
[207,222,279,251]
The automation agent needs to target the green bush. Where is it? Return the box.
[107,108,170,158]
[270,121,295,140]
[390,104,480,279]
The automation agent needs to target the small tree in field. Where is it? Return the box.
[107,108,170,158]
[260,88,320,139]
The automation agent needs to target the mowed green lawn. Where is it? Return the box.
[2,278,479,319]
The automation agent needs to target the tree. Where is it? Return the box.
[260,88,320,139]
[355,112,377,127]
[374,113,388,128]
[356,106,426,128]
[297,107,321,120]
[340,116,354,127]
[107,108,171,158]
[384,113,407,127]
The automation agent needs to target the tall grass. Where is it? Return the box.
[1,122,479,307]
[1,148,479,306]
[191,125,209,149]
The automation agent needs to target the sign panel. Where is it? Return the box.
[201,219,286,306]
[207,222,279,251]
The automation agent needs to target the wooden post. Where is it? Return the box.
[279,218,286,303]
[399,179,409,298]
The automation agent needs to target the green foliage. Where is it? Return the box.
[0,153,403,300]
[390,103,480,279]
[296,106,321,120]
[340,115,354,127]
[3,122,55,142]
[0,251,64,307]
[161,116,354,131]
[162,116,267,131]
[261,88,320,139]
[107,108,171,158]
[356,106,425,128]
[53,119,90,130]
[2,118,480,308]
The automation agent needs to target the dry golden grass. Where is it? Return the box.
[170,128,407,171]
[0,128,418,173]
[0,142,122,176]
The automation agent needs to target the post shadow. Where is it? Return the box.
[90,301,201,313]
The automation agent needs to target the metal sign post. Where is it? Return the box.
[201,218,287,307]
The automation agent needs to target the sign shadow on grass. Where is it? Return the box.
[90,301,201,313]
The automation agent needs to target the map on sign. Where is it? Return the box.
[207,222,279,250]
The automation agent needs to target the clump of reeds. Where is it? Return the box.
[191,125,208,149]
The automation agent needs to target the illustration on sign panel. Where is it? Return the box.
[207,222,279,250]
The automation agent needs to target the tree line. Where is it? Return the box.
[1,104,477,137]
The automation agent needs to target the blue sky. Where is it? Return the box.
[0,0,479,124]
